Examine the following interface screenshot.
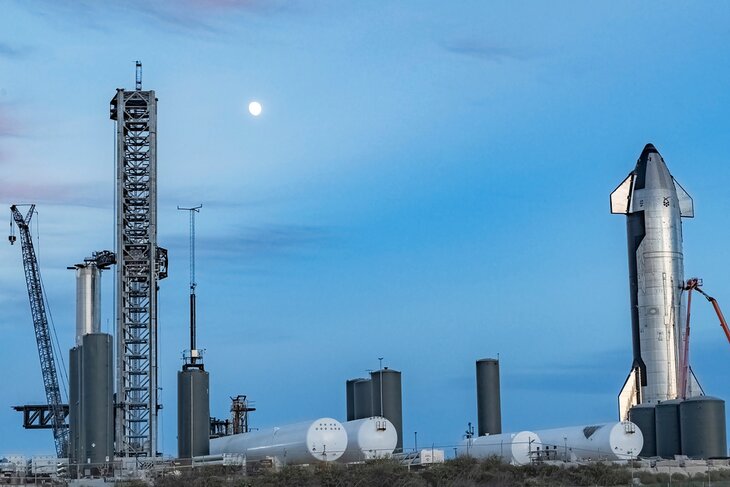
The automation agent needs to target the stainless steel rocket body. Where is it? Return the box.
[612,144,695,413]
[75,263,101,345]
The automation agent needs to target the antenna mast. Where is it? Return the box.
[178,205,202,367]
[135,61,142,91]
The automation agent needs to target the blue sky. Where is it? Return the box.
[1,1,730,456]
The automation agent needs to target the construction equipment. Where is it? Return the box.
[679,278,730,397]
[9,204,69,457]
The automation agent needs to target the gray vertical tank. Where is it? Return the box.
[476,358,502,436]
[370,368,403,452]
[68,346,82,470]
[353,378,373,420]
[680,396,727,459]
[629,403,657,457]
[346,379,358,421]
[655,399,682,458]
[178,368,210,458]
[80,333,114,468]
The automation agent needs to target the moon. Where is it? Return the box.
[248,101,262,117]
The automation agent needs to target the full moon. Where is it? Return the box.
[248,101,262,117]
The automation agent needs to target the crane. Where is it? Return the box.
[9,204,68,458]
[679,277,730,398]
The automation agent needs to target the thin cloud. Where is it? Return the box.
[0,42,31,59]
[25,0,298,34]
[0,181,110,207]
[442,38,535,62]
[0,105,21,137]
[167,223,331,263]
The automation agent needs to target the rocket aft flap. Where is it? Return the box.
[611,144,703,420]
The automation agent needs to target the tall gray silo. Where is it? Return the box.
[68,254,115,474]
[346,379,360,421]
[353,378,373,420]
[655,399,682,458]
[370,368,403,452]
[476,358,502,436]
[68,346,82,471]
[178,367,210,458]
[629,404,657,457]
[680,396,727,459]
[80,333,114,467]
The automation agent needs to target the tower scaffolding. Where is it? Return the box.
[110,62,168,459]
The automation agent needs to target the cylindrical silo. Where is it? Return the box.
[629,404,657,457]
[68,346,82,470]
[476,358,501,436]
[655,399,682,458]
[178,367,210,458]
[80,333,114,469]
[353,378,373,420]
[370,368,403,452]
[75,263,101,345]
[680,396,727,459]
[346,379,360,421]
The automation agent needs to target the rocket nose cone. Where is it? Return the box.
[640,143,659,158]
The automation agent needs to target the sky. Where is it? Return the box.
[1,0,730,457]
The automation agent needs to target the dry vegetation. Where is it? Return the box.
[115,457,730,487]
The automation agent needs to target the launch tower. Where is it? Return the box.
[110,62,168,458]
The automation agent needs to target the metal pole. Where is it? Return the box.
[414,431,417,452]
[378,357,384,416]
[177,205,202,364]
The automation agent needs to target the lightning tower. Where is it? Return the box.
[111,62,168,459]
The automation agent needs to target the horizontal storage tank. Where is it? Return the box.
[338,417,398,463]
[535,422,643,461]
[457,431,540,465]
[210,418,347,465]
[629,404,657,457]
[680,396,727,459]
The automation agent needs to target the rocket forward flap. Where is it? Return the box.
[673,178,694,218]
[618,366,641,421]
[610,173,635,214]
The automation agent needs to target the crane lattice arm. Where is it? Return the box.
[9,205,68,458]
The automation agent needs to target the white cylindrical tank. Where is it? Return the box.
[210,418,347,465]
[338,417,398,463]
[534,421,643,461]
[457,431,541,465]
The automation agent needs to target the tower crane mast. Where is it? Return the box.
[9,204,68,457]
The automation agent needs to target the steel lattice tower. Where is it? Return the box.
[110,65,167,458]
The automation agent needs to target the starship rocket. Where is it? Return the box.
[611,144,703,420]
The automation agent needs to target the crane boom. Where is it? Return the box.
[9,204,68,458]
